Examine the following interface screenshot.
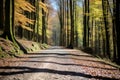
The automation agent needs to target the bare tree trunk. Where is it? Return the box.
[83,0,89,48]
[115,0,120,64]
[67,0,70,47]
[102,0,110,59]
[42,0,46,44]
[2,0,14,40]
[112,0,117,62]
[58,0,64,46]
[74,1,78,47]
[69,0,74,49]
[0,0,3,30]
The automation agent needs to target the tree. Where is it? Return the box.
[102,0,110,59]
[57,0,63,46]
[2,0,15,41]
[115,0,120,64]
[74,1,78,47]
[0,0,4,31]
[83,0,90,48]
[15,0,35,40]
[42,0,47,43]
[68,0,74,49]
[35,0,41,42]
[66,0,70,47]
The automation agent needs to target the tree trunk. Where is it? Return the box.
[59,0,63,46]
[83,0,89,48]
[2,0,14,40]
[102,0,110,59]
[74,1,78,47]
[115,0,120,64]
[69,0,74,49]
[42,0,46,43]
[112,0,117,61]
[0,0,3,30]
[67,0,70,47]
[36,0,40,42]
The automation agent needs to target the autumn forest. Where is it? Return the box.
[0,0,120,79]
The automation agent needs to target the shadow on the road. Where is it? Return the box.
[0,66,118,80]
[10,60,116,70]
[18,55,98,63]
[18,55,118,69]
[47,46,66,49]
[27,53,93,57]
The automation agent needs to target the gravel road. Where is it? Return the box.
[0,46,119,80]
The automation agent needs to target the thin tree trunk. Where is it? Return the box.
[83,0,89,48]
[74,1,78,47]
[67,0,70,47]
[42,0,46,43]
[69,0,74,49]
[0,0,3,30]
[112,0,117,61]
[102,0,111,59]
[116,0,120,64]
[87,0,90,47]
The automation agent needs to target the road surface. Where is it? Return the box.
[0,46,119,80]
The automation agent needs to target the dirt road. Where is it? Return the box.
[0,46,119,80]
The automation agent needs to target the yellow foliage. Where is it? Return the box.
[15,12,33,31]
[15,0,35,31]
[39,1,48,13]
[15,0,35,13]
[21,25,33,31]
[90,0,103,21]
[47,29,52,38]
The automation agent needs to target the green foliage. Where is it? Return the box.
[90,0,103,21]
[75,4,83,46]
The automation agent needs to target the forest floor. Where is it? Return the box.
[0,38,49,58]
[0,46,120,80]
